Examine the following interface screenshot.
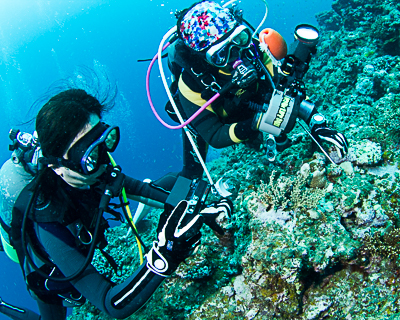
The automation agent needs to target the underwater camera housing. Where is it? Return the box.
[253,24,320,137]
[166,176,210,215]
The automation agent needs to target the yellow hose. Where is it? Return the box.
[108,153,144,264]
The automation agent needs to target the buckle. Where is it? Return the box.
[200,74,221,93]
[191,68,221,93]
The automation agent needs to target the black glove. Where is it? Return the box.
[311,127,348,158]
[244,132,264,150]
[201,198,234,235]
[234,118,259,142]
[146,201,204,277]
[310,114,348,158]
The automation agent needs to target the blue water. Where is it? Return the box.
[0,0,331,318]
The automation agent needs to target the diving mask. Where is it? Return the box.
[205,25,252,67]
[65,122,120,175]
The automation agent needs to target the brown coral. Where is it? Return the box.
[362,228,400,262]
[310,168,328,189]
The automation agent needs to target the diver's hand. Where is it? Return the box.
[202,198,233,219]
[201,198,233,235]
[311,126,348,158]
[309,113,348,158]
[147,201,204,276]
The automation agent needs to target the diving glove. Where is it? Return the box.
[147,200,204,277]
[310,114,348,158]
[201,198,233,235]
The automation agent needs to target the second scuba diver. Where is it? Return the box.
[158,0,348,180]
[0,87,232,320]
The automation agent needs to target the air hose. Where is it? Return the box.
[108,153,144,264]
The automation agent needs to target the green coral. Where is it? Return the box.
[371,93,400,141]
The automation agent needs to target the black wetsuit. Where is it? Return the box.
[11,173,173,320]
[174,41,274,179]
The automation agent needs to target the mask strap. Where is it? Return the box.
[39,156,80,172]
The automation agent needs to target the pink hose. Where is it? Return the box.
[146,43,220,130]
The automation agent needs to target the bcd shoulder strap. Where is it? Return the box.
[169,40,223,99]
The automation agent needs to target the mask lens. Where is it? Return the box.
[105,128,118,151]
[210,45,231,66]
[67,123,120,175]
[206,26,251,67]
[83,126,119,174]
[232,30,250,47]
[85,146,99,173]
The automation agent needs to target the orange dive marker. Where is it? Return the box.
[259,28,288,60]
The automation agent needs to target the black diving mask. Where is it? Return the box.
[205,25,252,67]
[65,122,120,175]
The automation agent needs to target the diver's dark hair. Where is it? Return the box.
[34,65,117,158]
[36,89,105,158]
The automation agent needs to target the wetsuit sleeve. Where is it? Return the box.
[178,77,258,148]
[36,222,166,319]
[0,299,40,320]
[124,176,169,203]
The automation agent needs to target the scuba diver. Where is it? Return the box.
[147,0,348,181]
[0,88,232,320]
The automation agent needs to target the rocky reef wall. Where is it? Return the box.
[71,0,400,319]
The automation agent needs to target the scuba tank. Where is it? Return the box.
[0,129,40,263]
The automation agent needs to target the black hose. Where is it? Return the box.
[21,175,107,282]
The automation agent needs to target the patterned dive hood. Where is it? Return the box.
[178,1,237,52]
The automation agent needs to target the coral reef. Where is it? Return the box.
[70,0,400,319]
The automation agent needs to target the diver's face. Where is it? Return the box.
[52,114,107,189]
